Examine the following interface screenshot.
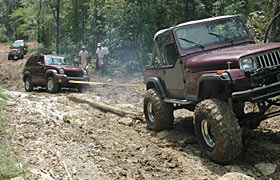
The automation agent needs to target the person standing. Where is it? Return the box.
[96,42,106,74]
[101,41,109,74]
[101,41,109,60]
[78,45,89,68]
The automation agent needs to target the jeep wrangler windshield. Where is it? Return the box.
[175,17,248,50]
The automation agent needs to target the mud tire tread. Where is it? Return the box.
[194,98,242,164]
[144,88,174,131]
[24,77,33,92]
[46,77,59,93]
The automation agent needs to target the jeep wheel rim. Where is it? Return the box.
[201,119,215,148]
[147,102,155,123]
[25,80,30,90]
[47,79,54,91]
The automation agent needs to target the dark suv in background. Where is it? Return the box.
[8,40,27,60]
[23,54,89,93]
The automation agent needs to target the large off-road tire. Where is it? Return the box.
[144,88,174,131]
[24,77,33,92]
[8,54,13,60]
[194,98,242,164]
[46,77,59,93]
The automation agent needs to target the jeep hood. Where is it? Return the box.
[185,43,280,70]
[10,48,20,51]
[61,66,83,71]
[47,65,83,71]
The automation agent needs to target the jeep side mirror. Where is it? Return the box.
[37,62,43,66]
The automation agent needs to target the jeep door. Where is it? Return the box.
[155,31,185,99]
[32,55,45,85]
[36,56,45,85]
[27,56,39,84]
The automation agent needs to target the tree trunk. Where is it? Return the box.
[266,0,280,42]
[37,0,42,43]
[68,96,143,120]
[56,0,60,54]
[51,0,61,54]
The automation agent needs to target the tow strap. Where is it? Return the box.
[68,80,146,88]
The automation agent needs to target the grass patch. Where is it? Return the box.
[0,86,25,179]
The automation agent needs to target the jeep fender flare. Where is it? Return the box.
[45,69,58,82]
[146,77,166,98]
[197,72,231,101]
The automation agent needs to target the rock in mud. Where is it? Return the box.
[218,172,255,180]
[156,130,169,139]
[10,177,24,180]
[254,163,277,176]
[225,165,244,174]
[118,117,133,126]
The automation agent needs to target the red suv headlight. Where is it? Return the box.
[58,68,65,74]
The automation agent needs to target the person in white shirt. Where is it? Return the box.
[96,43,106,74]
[101,41,109,59]
[78,45,89,68]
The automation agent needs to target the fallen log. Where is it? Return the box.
[68,96,143,120]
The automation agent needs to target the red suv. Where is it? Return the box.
[23,54,89,93]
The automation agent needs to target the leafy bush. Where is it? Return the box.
[247,11,271,43]
[0,25,7,42]
[29,43,55,56]
[124,61,142,74]
[0,87,25,179]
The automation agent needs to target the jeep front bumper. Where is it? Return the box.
[9,51,21,57]
[55,74,90,85]
[232,81,280,102]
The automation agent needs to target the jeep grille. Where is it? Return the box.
[256,50,280,68]
[65,70,83,77]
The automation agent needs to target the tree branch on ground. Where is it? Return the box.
[68,96,143,120]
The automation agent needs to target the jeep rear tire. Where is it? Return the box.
[144,88,174,131]
[24,77,33,92]
[46,77,59,93]
[8,54,13,60]
[194,98,242,164]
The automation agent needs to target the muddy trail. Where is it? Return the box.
[0,42,280,180]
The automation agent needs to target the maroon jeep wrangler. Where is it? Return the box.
[23,54,89,93]
[144,15,280,164]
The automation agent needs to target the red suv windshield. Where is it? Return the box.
[45,56,75,66]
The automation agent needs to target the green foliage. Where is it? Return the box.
[29,43,54,56]
[0,24,7,42]
[0,0,278,72]
[0,143,24,180]
[247,11,271,43]
[0,87,25,179]
[9,8,37,39]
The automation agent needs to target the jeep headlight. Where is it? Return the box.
[83,69,88,75]
[58,68,65,74]
[239,58,256,71]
